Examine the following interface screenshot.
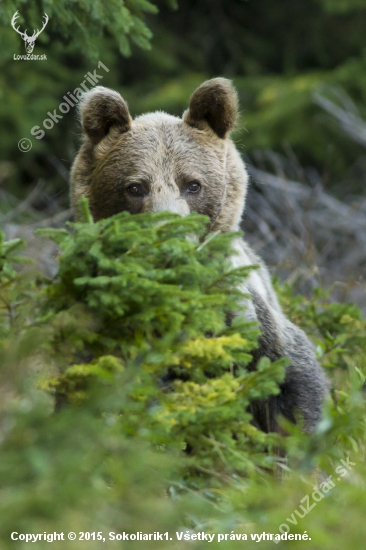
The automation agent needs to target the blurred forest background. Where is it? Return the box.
[1,0,366,305]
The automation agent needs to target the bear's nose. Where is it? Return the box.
[144,193,190,216]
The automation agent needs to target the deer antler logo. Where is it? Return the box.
[11,11,49,54]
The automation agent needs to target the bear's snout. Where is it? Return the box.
[143,190,190,216]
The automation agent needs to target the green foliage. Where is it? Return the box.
[273,281,366,473]
[34,200,287,486]
[114,0,366,191]
[0,0,158,58]
[0,231,26,282]
[276,282,366,372]
[318,0,366,13]
[0,230,34,349]
[0,0,163,199]
[3,0,366,201]
[0,207,366,547]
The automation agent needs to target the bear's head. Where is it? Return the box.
[70,78,248,233]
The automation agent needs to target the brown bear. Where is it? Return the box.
[70,78,329,433]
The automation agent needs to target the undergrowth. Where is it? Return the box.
[0,198,365,548]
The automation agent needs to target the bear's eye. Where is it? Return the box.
[187,181,201,193]
[127,184,143,196]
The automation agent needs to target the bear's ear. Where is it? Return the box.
[78,86,132,145]
[183,78,238,138]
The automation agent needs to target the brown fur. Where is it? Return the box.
[70,78,329,433]
[80,87,132,145]
[183,77,238,138]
